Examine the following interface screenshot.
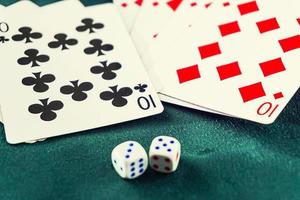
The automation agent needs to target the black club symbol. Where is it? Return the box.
[28,98,64,121]
[100,85,133,107]
[76,18,104,33]
[22,72,55,93]
[12,27,42,43]
[48,33,78,50]
[60,80,93,101]
[90,61,121,80]
[134,84,148,93]
[0,36,9,44]
[84,39,113,56]
[17,49,49,67]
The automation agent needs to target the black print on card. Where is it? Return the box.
[12,27,42,43]
[134,84,148,93]
[22,72,55,93]
[90,61,121,80]
[60,80,93,101]
[28,98,64,121]
[0,36,9,44]
[17,49,49,67]
[76,18,104,34]
[100,85,133,107]
[48,33,78,50]
[84,39,113,56]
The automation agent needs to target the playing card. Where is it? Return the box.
[113,0,144,31]
[155,0,277,117]
[151,0,234,113]
[152,0,215,53]
[149,0,231,67]
[129,0,224,114]
[159,93,233,116]
[27,0,86,144]
[145,0,235,115]
[152,0,299,124]
[131,0,189,66]
[0,3,40,125]
[0,1,163,144]
[0,1,82,145]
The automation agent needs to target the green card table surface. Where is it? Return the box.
[0,1,300,199]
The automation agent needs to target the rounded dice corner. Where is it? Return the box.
[111,154,126,178]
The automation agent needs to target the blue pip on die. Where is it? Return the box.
[111,141,148,179]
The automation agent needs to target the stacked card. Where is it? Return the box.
[1,0,299,144]
[116,0,300,124]
[0,0,164,144]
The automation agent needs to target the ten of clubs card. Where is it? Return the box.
[0,1,163,144]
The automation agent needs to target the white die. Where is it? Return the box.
[149,136,181,173]
[111,141,148,179]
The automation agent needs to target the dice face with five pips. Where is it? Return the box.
[149,136,181,173]
[111,141,148,179]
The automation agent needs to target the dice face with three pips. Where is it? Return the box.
[149,136,181,173]
[111,141,148,179]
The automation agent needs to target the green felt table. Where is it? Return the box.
[0,1,300,199]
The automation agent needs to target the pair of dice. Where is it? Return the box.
[111,136,181,179]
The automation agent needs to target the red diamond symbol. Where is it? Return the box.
[279,35,300,53]
[219,21,241,37]
[273,92,284,100]
[205,2,212,8]
[259,58,286,77]
[297,18,300,25]
[190,2,197,7]
[167,0,183,11]
[239,82,266,103]
[223,2,230,7]
[121,2,128,7]
[238,1,259,16]
[256,17,280,34]
[177,65,200,84]
[217,61,242,81]
[153,1,159,6]
[198,42,222,59]
[135,0,143,6]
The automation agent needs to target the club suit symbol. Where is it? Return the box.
[100,85,133,107]
[28,98,64,121]
[0,36,9,44]
[90,61,121,80]
[134,84,148,93]
[60,80,93,101]
[48,33,78,50]
[17,49,49,67]
[22,72,55,93]
[12,27,42,43]
[76,18,104,33]
[84,39,113,56]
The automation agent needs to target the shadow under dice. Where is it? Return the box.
[149,136,181,173]
[111,141,148,179]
